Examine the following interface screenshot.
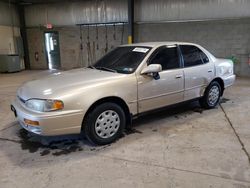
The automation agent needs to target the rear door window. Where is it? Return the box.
[180,45,209,67]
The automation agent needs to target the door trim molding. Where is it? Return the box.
[138,90,184,102]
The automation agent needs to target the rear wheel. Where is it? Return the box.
[199,81,222,109]
[83,102,125,145]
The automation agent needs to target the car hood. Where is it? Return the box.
[17,68,126,100]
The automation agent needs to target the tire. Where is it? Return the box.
[83,102,126,145]
[199,81,222,109]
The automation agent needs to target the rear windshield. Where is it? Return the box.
[93,46,152,74]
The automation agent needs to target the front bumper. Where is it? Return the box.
[11,98,84,136]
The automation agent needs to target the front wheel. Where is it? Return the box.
[83,102,126,145]
[199,81,222,109]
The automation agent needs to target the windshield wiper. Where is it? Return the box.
[95,67,117,73]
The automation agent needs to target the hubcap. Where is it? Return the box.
[95,110,120,139]
[208,85,220,106]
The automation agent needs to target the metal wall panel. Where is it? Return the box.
[0,1,19,26]
[25,0,128,26]
[25,0,250,26]
[135,0,250,23]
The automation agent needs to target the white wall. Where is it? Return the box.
[0,1,19,26]
[0,1,20,55]
[0,26,20,55]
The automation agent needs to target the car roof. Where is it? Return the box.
[121,41,198,48]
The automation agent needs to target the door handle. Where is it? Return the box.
[175,75,183,79]
[208,70,213,73]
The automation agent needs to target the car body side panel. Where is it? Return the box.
[179,44,216,100]
[183,62,215,100]
[137,69,184,113]
[68,74,138,117]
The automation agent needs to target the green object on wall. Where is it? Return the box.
[227,56,239,64]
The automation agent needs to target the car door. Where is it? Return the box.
[137,45,184,113]
[179,45,214,101]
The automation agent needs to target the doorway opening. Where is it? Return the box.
[44,31,61,70]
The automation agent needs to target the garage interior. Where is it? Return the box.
[0,0,250,187]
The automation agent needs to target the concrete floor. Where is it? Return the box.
[0,70,250,188]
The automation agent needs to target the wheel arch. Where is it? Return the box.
[201,77,225,97]
[211,77,225,96]
[81,96,132,131]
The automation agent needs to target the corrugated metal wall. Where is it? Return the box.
[24,0,250,26]
[135,0,250,23]
[25,0,127,27]
[24,0,250,76]
[0,1,19,26]
[0,2,20,55]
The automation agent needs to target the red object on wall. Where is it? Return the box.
[45,23,53,29]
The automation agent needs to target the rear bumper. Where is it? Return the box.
[223,74,236,88]
[11,98,83,136]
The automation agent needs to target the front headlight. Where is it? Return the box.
[25,99,64,112]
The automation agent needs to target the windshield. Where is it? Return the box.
[92,46,152,74]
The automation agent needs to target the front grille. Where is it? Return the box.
[18,96,26,104]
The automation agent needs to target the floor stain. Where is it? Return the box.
[174,115,179,119]
[19,129,44,153]
[220,98,230,104]
[118,128,143,139]
[21,139,44,153]
[52,145,82,156]
[40,149,50,156]
[90,144,111,152]
[124,128,143,135]
[193,107,204,114]
[18,129,85,156]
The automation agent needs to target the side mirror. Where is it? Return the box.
[141,64,162,74]
[141,64,162,80]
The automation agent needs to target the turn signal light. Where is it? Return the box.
[24,118,40,126]
[52,100,64,110]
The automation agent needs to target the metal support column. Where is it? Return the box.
[128,0,134,44]
[18,5,30,69]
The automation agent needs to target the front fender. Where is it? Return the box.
[59,74,138,118]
